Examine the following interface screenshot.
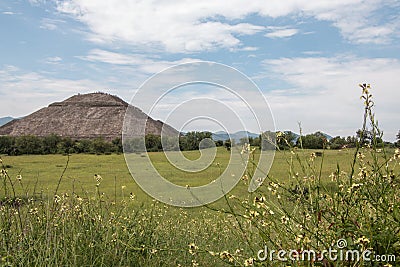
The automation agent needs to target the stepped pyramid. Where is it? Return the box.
[0,92,178,140]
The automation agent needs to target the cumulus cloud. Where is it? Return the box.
[55,0,399,52]
[56,1,265,52]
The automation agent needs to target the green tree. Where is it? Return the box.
[91,137,113,154]
[276,131,297,150]
[111,138,123,153]
[74,139,92,153]
[179,131,212,151]
[0,136,15,155]
[57,137,75,154]
[249,136,260,147]
[296,132,326,149]
[224,139,231,151]
[15,135,43,155]
[356,129,372,145]
[145,134,162,152]
[42,134,61,154]
[345,136,357,148]
[329,136,347,149]
[215,140,223,147]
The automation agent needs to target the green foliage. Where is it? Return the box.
[0,135,123,155]
[215,140,224,147]
[42,134,61,154]
[179,131,213,151]
[345,135,358,148]
[238,136,260,147]
[0,136,15,155]
[145,134,162,152]
[0,84,398,266]
[276,131,297,149]
[250,136,260,147]
[296,131,327,149]
[224,139,231,151]
[329,135,347,149]
[93,137,114,154]
[15,135,44,155]
[225,84,400,266]
[122,131,215,152]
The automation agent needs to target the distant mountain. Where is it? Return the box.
[212,131,260,143]
[212,131,229,141]
[282,130,299,140]
[0,117,14,127]
[321,132,333,140]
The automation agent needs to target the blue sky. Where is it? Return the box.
[1,0,399,140]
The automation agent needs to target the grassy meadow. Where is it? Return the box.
[1,147,360,204]
[1,145,399,266]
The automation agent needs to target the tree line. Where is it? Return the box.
[275,130,399,150]
[0,134,123,155]
[0,131,216,155]
[0,130,399,155]
[124,131,215,153]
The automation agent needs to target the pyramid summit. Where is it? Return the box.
[0,92,178,140]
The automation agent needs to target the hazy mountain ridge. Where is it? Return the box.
[0,117,15,127]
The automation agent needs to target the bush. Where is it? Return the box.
[296,131,327,149]
[0,136,15,155]
[15,135,43,155]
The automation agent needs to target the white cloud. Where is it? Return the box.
[313,1,399,44]
[262,56,400,140]
[2,11,16,15]
[56,1,265,53]
[28,0,45,4]
[78,49,148,65]
[78,49,200,74]
[0,65,109,117]
[240,47,259,51]
[55,0,399,53]
[302,51,322,56]
[265,27,299,38]
[44,56,63,64]
[40,18,66,31]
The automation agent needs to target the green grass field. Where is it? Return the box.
[1,147,363,203]
[1,147,398,266]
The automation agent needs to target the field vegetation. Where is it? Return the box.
[0,85,399,266]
